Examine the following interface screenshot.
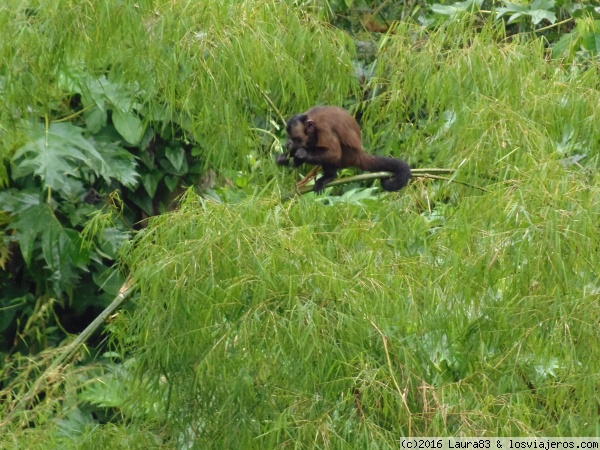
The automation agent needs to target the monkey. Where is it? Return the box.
[276,106,411,193]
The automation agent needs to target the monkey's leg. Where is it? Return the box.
[296,166,320,188]
[314,165,338,194]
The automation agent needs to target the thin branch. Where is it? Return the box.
[54,104,97,123]
[535,18,574,34]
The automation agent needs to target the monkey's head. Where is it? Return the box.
[285,114,317,153]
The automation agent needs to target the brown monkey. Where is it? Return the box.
[276,106,411,193]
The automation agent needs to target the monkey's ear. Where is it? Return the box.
[306,119,316,133]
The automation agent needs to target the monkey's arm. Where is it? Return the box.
[276,148,311,167]
[293,148,316,164]
[276,153,291,166]
[294,147,339,166]
[276,149,320,188]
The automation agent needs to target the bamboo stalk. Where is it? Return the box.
[282,168,485,200]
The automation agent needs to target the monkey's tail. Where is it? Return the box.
[359,154,412,191]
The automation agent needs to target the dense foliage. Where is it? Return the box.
[0,0,599,447]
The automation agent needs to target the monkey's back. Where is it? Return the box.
[306,106,362,150]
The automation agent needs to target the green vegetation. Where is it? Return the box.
[1,0,599,447]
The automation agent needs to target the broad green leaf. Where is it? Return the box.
[431,4,460,16]
[9,204,89,295]
[99,227,132,259]
[141,171,163,198]
[63,202,98,228]
[432,0,482,17]
[13,122,104,191]
[497,2,528,19]
[112,109,145,145]
[80,75,109,110]
[164,146,187,174]
[12,120,137,196]
[128,191,154,216]
[80,75,137,112]
[339,187,379,203]
[57,408,96,438]
[582,31,600,54]
[84,107,107,133]
[531,0,555,10]
[570,6,600,18]
[58,177,87,198]
[0,294,30,331]
[91,138,139,189]
[529,9,556,25]
[10,204,62,266]
[507,12,525,24]
[62,228,90,268]
[0,189,41,213]
[164,175,179,192]
[455,0,483,9]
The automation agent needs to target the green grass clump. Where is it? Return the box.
[119,165,599,446]
[361,22,600,182]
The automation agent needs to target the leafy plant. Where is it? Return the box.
[496,0,557,27]
[430,0,484,20]
[0,68,205,353]
[552,18,600,61]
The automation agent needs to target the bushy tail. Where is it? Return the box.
[359,154,412,191]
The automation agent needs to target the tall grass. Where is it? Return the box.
[0,0,358,172]
[362,22,600,179]
[119,166,598,446]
